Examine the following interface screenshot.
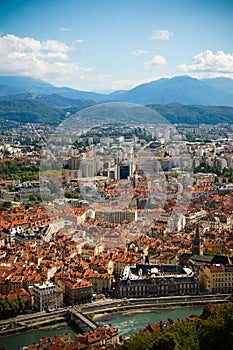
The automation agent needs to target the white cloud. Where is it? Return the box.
[132,49,150,56]
[60,27,72,32]
[42,39,69,53]
[73,38,83,44]
[87,74,172,92]
[71,38,84,50]
[177,50,233,78]
[150,30,173,40]
[0,34,41,54]
[144,55,167,70]
[0,34,92,85]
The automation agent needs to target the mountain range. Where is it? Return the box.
[0,75,233,125]
[119,76,233,106]
[1,75,233,106]
[0,76,106,101]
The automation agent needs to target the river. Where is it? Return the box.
[0,305,203,349]
[95,305,203,336]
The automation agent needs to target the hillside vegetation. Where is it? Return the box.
[0,99,65,125]
[119,302,233,350]
[1,98,233,126]
[148,104,233,124]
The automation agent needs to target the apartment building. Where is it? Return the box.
[199,263,233,293]
[95,209,137,224]
[33,281,58,312]
[61,279,93,305]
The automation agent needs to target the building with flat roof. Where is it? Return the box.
[95,209,137,224]
[33,281,58,312]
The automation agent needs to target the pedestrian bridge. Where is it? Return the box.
[70,307,97,330]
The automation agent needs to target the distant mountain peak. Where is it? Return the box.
[0,75,233,107]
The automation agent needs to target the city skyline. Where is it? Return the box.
[0,0,233,91]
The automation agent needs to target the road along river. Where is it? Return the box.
[0,294,230,349]
[1,305,203,349]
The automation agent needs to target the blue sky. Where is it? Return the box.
[0,0,233,91]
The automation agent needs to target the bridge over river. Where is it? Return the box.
[70,307,97,330]
[0,294,231,337]
[0,306,97,337]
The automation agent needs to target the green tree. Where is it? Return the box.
[64,190,81,199]
[120,304,233,350]
[0,202,12,211]
[8,298,19,316]
[120,333,154,350]
[169,321,199,350]
[198,317,225,350]
[1,300,11,318]
[18,296,29,313]
[152,332,176,350]
[25,202,34,210]
[0,297,29,319]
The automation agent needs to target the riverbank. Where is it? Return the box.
[0,316,67,337]
[92,298,227,321]
[0,323,78,350]
[0,295,229,337]
[0,305,205,349]
[92,303,202,321]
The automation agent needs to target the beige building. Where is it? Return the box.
[61,278,93,305]
[199,263,233,293]
[149,253,177,265]
[185,210,206,226]
[81,244,104,258]
[85,271,112,293]
[95,209,137,224]
[113,255,143,277]
[204,238,226,255]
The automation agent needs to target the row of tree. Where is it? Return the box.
[119,302,233,350]
[194,165,233,182]
[0,296,29,319]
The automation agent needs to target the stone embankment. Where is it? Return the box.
[0,294,230,336]
[81,294,231,315]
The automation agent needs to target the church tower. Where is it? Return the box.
[192,224,203,255]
